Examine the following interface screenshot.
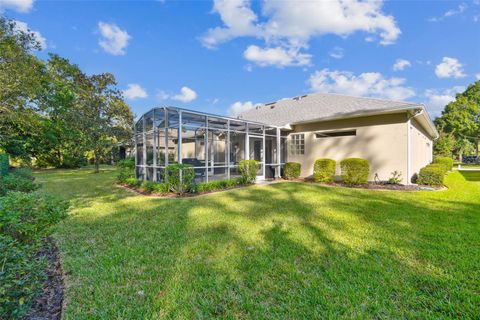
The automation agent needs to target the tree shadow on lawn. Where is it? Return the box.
[60,180,479,319]
[458,170,480,181]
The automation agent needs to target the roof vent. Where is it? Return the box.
[270,105,275,109]
[265,101,276,106]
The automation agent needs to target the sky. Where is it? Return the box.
[1,0,480,119]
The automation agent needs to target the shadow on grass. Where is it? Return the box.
[55,176,480,319]
[458,170,480,181]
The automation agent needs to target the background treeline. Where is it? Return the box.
[434,81,480,160]
[0,17,133,172]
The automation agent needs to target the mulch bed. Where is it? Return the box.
[287,177,445,191]
[27,238,64,320]
[117,183,251,198]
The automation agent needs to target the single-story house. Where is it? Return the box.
[238,93,438,184]
[135,93,437,185]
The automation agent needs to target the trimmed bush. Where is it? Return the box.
[11,167,33,180]
[151,182,169,194]
[313,158,336,182]
[239,160,260,184]
[417,164,446,186]
[340,158,370,185]
[165,164,195,194]
[284,162,301,180]
[141,181,156,192]
[197,178,242,193]
[433,157,453,172]
[0,153,9,177]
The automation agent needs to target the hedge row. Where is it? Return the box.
[0,166,68,318]
[284,158,370,185]
[118,160,259,195]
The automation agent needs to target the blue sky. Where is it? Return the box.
[2,0,479,119]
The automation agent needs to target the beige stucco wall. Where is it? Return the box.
[410,117,433,181]
[287,113,411,184]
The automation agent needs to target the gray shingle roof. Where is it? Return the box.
[237,92,422,127]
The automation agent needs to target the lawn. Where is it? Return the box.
[35,167,480,319]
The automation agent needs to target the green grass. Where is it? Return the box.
[35,167,480,319]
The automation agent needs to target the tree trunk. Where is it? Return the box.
[94,150,100,173]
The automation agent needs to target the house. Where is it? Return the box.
[135,93,437,185]
[237,93,438,184]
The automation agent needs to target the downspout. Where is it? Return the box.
[407,109,424,185]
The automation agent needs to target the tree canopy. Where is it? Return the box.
[0,17,133,170]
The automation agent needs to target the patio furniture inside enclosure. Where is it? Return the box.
[135,107,288,182]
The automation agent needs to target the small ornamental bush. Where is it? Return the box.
[125,177,142,188]
[388,171,402,185]
[151,182,169,194]
[0,153,9,177]
[196,178,242,193]
[433,157,453,172]
[417,164,446,186]
[284,162,301,180]
[11,167,34,180]
[116,158,135,183]
[239,160,260,184]
[313,158,336,182]
[141,181,156,192]
[165,164,195,194]
[340,158,370,185]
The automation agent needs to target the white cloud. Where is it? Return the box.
[202,0,400,67]
[123,84,148,100]
[393,58,411,71]
[429,3,467,22]
[424,86,464,114]
[157,86,198,103]
[329,47,344,59]
[98,22,131,56]
[435,57,466,79]
[0,0,33,12]
[243,45,311,67]
[228,101,258,116]
[13,20,46,49]
[476,73,480,80]
[308,69,415,101]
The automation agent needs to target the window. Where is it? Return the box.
[289,134,304,155]
[315,130,356,138]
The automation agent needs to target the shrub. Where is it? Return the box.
[125,177,142,188]
[196,178,242,193]
[239,160,260,184]
[284,162,301,180]
[0,234,46,319]
[313,158,336,182]
[11,167,34,180]
[0,192,68,244]
[116,158,135,183]
[141,181,156,192]
[151,182,169,194]
[0,192,67,318]
[340,158,370,185]
[388,171,402,184]
[0,153,9,177]
[433,157,453,172]
[165,164,195,194]
[417,164,446,186]
[0,174,38,196]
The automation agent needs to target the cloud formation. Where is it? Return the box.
[98,22,131,55]
[0,0,33,13]
[435,57,466,78]
[243,45,311,67]
[392,58,411,71]
[123,84,148,100]
[202,0,400,67]
[228,101,258,116]
[158,86,198,103]
[308,69,415,101]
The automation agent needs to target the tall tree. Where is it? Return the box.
[79,73,133,173]
[0,17,45,160]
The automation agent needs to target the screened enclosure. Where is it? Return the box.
[135,107,287,183]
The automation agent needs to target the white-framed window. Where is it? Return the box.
[289,134,305,155]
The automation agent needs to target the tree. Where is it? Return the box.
[433,132,456,158]
[78,73,133,173]
[435,81,480,157]
[0,17,46,160]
